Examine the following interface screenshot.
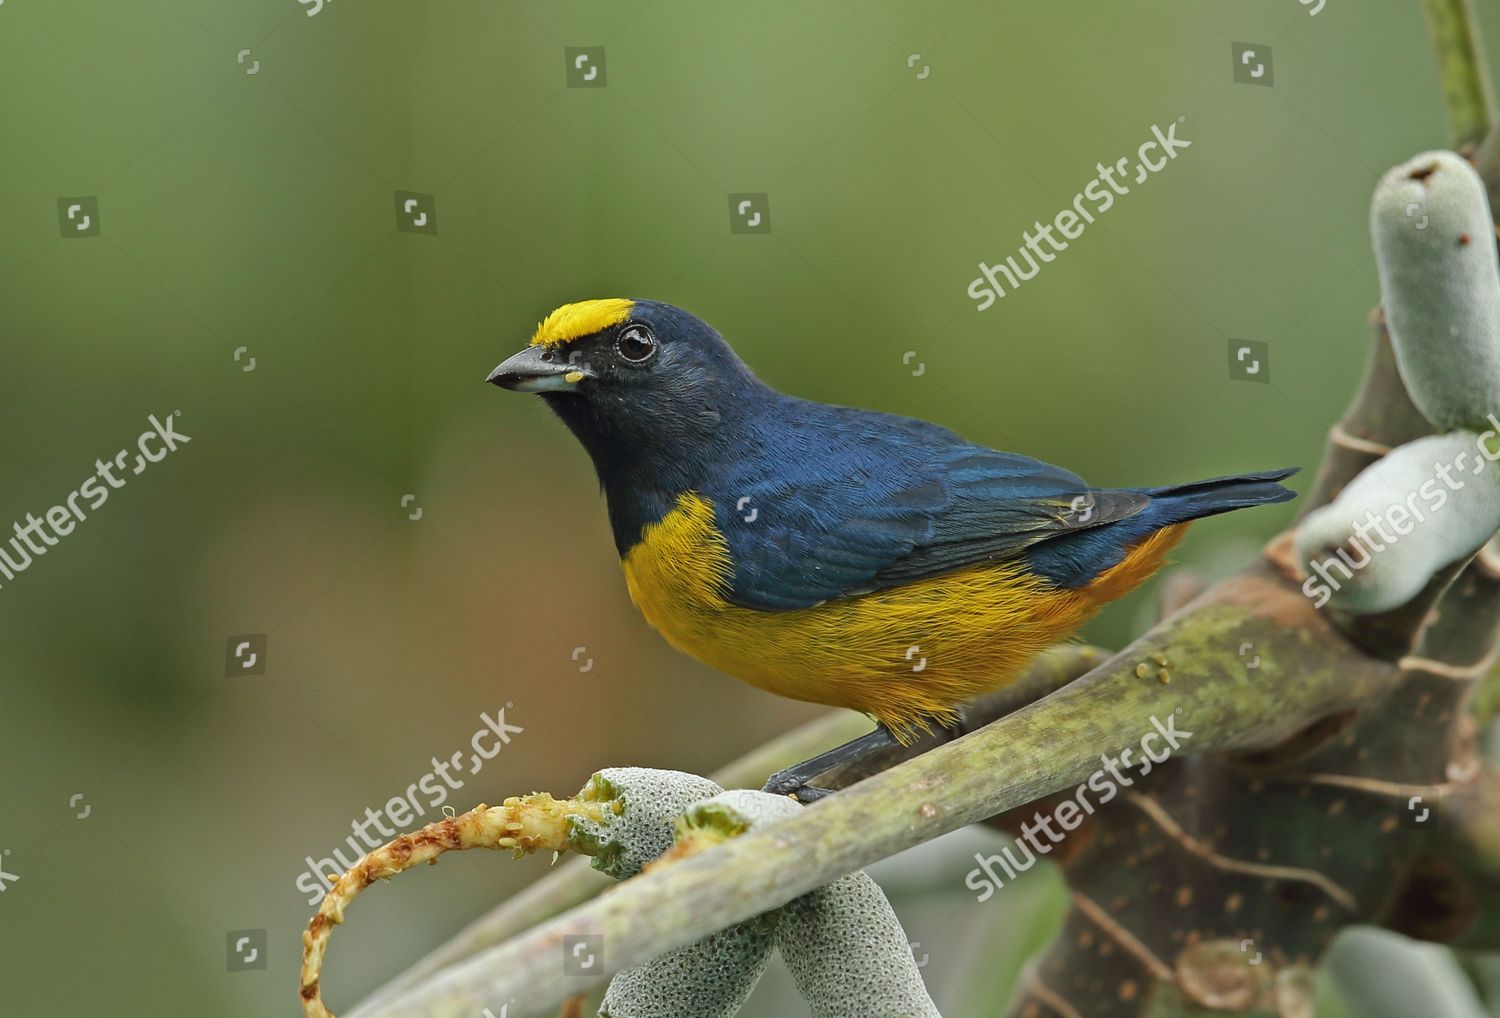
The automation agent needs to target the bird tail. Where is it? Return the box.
[1132,467,1300,526]
[1023,467,1298,593]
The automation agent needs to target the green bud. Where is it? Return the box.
[599,790,797,1018]
[567,768,724,880]
[1296,430,1500,612]
[678,788,805,838]
[1371,150,1500,431]
[776,872,939,1017]
[599,916,776,1018]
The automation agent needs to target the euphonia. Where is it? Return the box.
[489,299,1296,795]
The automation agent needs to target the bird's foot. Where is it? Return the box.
[762,780,837,804]
[761,724,900,803]
[761,712,973,802]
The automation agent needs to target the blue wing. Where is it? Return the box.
[703,403,1147,611]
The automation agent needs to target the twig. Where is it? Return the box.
[1422,0,1496,148]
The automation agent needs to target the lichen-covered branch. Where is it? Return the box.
[349,644,1106,1017]
[355,583,1398,1018]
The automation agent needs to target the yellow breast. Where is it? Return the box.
[620,492,1180,741]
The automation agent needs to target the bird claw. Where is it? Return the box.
[760,772,836,803]
[761,723,901,803]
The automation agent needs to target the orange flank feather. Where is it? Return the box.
[622,493,1188,742]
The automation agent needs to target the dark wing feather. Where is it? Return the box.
[874,486,1147,584]
[711,422,1146,611]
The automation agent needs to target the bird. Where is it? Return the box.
[488,298,1297,796]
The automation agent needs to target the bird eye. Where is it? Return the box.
[615,324,657,364]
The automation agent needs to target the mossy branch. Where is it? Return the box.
[349,645,1105,1017]
[353,590,1397,1018]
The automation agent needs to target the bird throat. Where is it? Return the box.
[540,391,723,556]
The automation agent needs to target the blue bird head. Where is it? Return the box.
[488,299,766,492]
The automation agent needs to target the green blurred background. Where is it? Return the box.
[1,1,1496,1015]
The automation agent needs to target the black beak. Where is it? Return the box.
[486,346,594,393]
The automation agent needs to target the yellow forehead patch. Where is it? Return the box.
[530,298,635,348]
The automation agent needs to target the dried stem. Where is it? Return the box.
[300,794,608,1018]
